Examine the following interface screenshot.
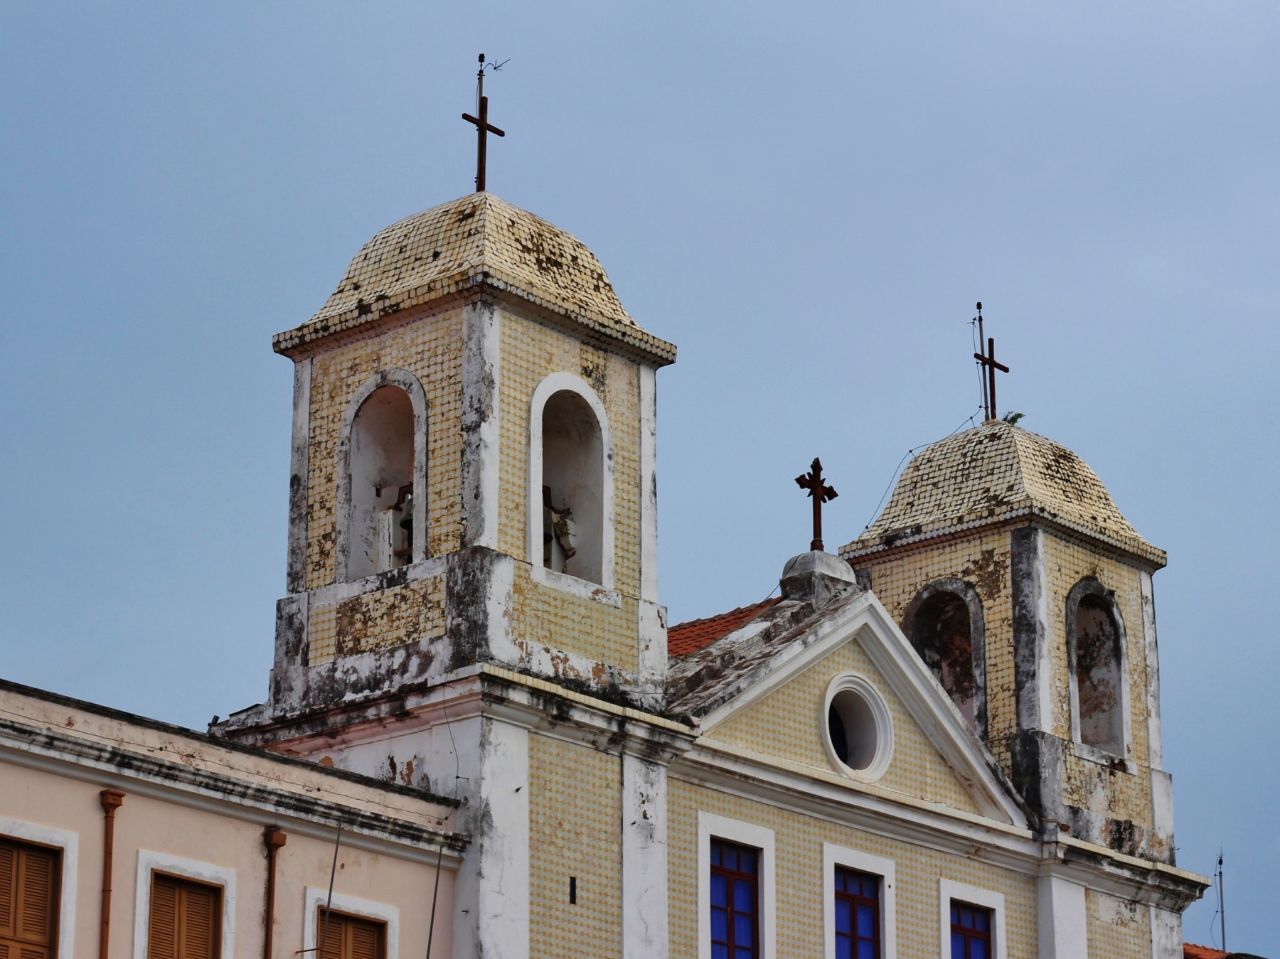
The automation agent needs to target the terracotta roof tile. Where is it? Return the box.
[668,598,782,657]
[1184,945,1229,959]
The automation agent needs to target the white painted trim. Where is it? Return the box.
[528,564,622,606]
[304,886,400,959]
[336,369,430,580]
[697,812,775,959]
[821,673,894,782]
[1034,543,1054,733]
[0,816,78,959]
[286,356,312,593]
[823,843,896,959]
[622,755,668,959]
[938,878,1006,959]
[1139,571,1164,769]
[133,850,236,959]
[526,371,615,590]
[638,364,659,603]
[1036,874,1087,958]
[461,300,501,549]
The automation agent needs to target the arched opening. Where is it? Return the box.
[540,389,604,584]
[345,385,415,580]
[904,582,986,736]
[1068,581,1126,755]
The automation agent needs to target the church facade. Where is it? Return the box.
[1,188,1207,959]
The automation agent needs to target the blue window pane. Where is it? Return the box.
[862,876,880,900]
[951,931,965,959]
[835,898,852,932]
[711,874,727,906]
[711,843,723,867]
[711,907,727,941]
[951,904,961,924]
[837,938,853,959]
[972,941,987,959]
[724,847,738,871]
[733,879,754,913]
[856,903,874,937]
[741,850,758,875]
[734,915,753,947]
[735,949,752,959]
[712,945,728,959]
[975,910,990,932]
[857,941,876,959]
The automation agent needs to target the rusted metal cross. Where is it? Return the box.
[461,53,506,193]
[795,457,838,552]
[974,335,1010,421]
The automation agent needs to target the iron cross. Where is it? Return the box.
[795,457,838,552]
[461,53,506,192]
[974,335,1010,421]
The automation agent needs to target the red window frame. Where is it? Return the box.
[710,838,759,959]
[834,866,880,959]
[950,900,994,959]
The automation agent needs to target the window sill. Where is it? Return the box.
[1072,740,1135,773]
[531,565,622,608]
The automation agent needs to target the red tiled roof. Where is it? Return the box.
[1184,945,1228,959]
[668,598,782,657]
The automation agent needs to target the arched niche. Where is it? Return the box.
[527,373,613,588]
[336,370,428,581]
[902,578,988,737]
[1066,577,1129,756]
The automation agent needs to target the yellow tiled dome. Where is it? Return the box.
[274,193,674,364]
[842,419,1164,566]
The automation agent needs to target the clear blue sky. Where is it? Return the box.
[2,3,1275,951]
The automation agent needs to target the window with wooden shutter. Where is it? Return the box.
[316,908,386,959]
[148,873,221,959]
[0,836,61,959]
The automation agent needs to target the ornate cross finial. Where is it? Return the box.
[461,53,506,192]
[972,303,1010,421]
[795,457,838,552]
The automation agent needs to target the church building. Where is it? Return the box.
[1,182,1208,959]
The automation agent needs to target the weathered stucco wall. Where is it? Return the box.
[710,637,981,814]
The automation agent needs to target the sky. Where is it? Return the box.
[2,2,1276,951]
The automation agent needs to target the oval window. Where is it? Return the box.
[822,674,893,781]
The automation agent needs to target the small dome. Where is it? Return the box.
[274,193,674,364]
[842,420,1163,566]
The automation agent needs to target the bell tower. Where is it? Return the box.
[842,419,1176,865]
[226,192,676,736]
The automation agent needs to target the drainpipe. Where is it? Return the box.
[98,789,125,959]
[263,827,287,959]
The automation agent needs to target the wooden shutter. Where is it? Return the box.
[317,909,385,959]
[149,874,220,959]
[0,838,60,959]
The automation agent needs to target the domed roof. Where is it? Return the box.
[273,192,675,364]
[842,419,1164,566]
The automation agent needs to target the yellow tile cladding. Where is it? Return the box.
[710,635,982,815]
[529,733,623,958]
[667,779,1040,958]
[304,305,466,590]
[1086,888,1152,959]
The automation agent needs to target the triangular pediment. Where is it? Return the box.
[681,591,1027,825]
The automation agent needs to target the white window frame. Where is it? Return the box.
[527,371,617,597]
[132,850,236,959]
[938,879,1006,959]
[823,844,896,959]
[697,811,775,959]
[0,816,79,959]
[303,886,399,959]
[822,672,895,782]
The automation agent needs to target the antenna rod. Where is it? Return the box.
[976,302,989,420]
[1218,849,1226,952]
